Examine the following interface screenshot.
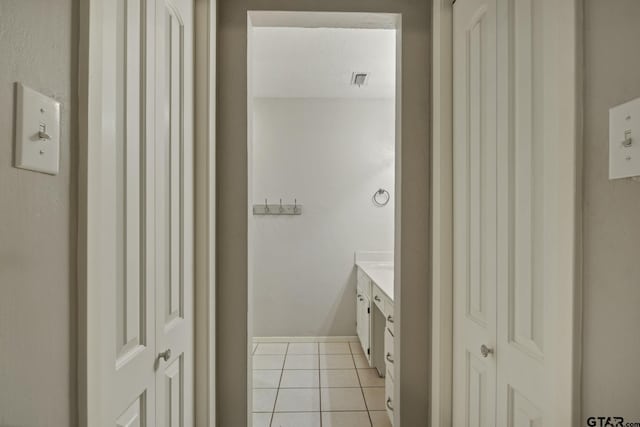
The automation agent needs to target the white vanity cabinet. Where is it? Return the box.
[355,263,395,425]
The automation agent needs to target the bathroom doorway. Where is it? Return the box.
[216,2,430,425]
[248,12,397,427]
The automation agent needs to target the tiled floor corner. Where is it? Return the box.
[252,339,392,427]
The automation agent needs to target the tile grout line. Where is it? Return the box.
[353,351,374,427]
[318,342,322,427]
[268,342,288,427]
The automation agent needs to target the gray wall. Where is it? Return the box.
[252,98,395,337]
[582,0,640,418]
[0,1,77,426]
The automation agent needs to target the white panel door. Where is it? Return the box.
[454,0,558,425]
[495,0,546,424]
[154,0,194,426]
[88,0,194,425]
[95,0,158,425]
[453,0,498,425]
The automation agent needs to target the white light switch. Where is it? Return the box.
[15,83,61,175]
[609,96,640,180]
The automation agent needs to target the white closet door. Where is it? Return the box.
[494,0,546,424]
[154,0,194,425]
[95,0,158,425]
[452,0,498,425]
[454,0,573,425]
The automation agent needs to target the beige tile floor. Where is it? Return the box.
[252,340,392,427]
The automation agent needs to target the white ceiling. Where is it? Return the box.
[251,27,396,99]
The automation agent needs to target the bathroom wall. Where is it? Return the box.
[582,0,640,418]
[0,1,77,426]
[252,97,395,337]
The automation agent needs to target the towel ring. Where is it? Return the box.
[373,188,390,207]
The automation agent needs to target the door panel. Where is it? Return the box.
[505,0,545,359]
[507,387,543,427]
[155,0,194,425]
[115,0,147,364]
[466,354,490,427]
[453,0,497,425]
[107,0,158,424]
[164,357,184,426]
[116,395,147,427]
[495,0,546,423]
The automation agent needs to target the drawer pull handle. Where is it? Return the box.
[374,296,381,302]
[387,315,394,323]
[386,352,394,363]
[386,397,394,411]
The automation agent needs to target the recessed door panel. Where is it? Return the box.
[158,4,185,328]
[115,0,148,364]
[467,353,490,427]
[466,13,489,328]
[164,357,184,427]
[507,386,543,427]
[507,0,545,359]
[117,394,147,427]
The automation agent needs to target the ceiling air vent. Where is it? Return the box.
[351,72,369,87]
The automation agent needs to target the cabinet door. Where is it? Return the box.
[356,293,370,361]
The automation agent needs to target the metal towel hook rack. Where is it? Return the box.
[373,188,390,207]
[253,198,303,215]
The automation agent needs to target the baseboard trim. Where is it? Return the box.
[252,336,359,343]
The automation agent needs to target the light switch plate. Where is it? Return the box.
[15,83,61,175]
[609,96,640,180]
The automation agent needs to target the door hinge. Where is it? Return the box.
[367,348,370,355]
[367,307,370,314]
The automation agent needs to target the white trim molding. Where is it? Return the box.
[430,0,454,426]
[194,0,217,426]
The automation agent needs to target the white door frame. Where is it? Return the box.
[430,0,583,425]
[77,0,217,425]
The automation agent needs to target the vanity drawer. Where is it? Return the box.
[385,368,395,425]
[372,286,387,314]
[356,268,371,298]
[384,326,395,378]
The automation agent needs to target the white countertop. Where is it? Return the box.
[356,262,394,302]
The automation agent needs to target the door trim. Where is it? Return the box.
[77,0,217,425]
[193,0,217,425]
[431,1,454,426]
[430,0,583,424]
